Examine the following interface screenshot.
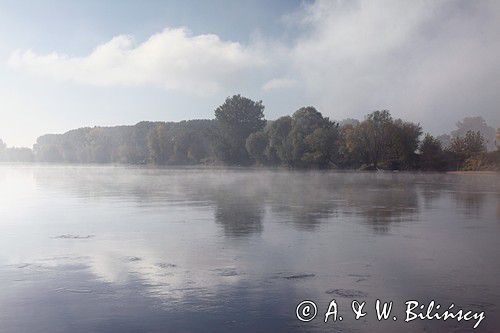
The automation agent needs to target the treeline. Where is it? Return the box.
[1,95,499,170]
[0,139,34,162]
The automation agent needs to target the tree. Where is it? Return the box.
[345,111,421,170]
[451,116,496,151]
[496,128,500,150]
[266,116,293,165]
[148,123,173,165]
[337,123,357,168]
[419,134,447,171]
[287,107,339,167]
[448,130,486,169]
[346,110,394,168]
[246,131,268,165]
[449,130,486,157]
[436,134,452,150]
[388,119,422,169]
[214,95,266,164]
[302,125,340,168]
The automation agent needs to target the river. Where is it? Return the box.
[0,165,499,332]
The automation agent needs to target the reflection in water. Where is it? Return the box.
[0,165,499,332]
[269,174,340,231]
[453,190,486,217]
[342,181,420,233]
[213,188,265,237]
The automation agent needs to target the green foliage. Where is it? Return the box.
[446,130,486,170]
[147,120,216,165]
[214,95,266,165]
[419,134,447,171]
[462,151,500,171]
[22,96,499,171]
[496,128,500,150]
[302,122,340,168]
[346,110,394,168]
[388,119,422,169]
[449,130,486,157]
[289,107,329,166]
[263,108,340,168]
[345,111,422,170]
[245,131,268,164]
[266,116,293,165]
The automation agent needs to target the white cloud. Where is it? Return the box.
[286,0,500,129]
[8,28,266,96]
[5,0,500,132]
[262,77,297,91]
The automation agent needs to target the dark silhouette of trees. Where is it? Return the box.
[5,95,497,171]
[419,134,448,171]
[245,131,268,165]
[344,111,422,170]
[288,107,339,167]
[147,120,216,165]
[349,110,393,168]
[265,116,293,165]
[446,130,487,170]
[449,130,486,158]
[214,95,266,165]
[388,119,422,169]
[496,128,500,150]
[243,107,340,168]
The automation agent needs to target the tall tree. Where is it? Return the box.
[388,119,422,169]
[346,110,394,168]
[214,95,266,164]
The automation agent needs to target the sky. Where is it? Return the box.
[0,0,499,147]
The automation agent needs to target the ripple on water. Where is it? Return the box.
[325,288,368,298]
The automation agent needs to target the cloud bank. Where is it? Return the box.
[286,0,500,127]
[8,27,266,96]
[7,0,500,129]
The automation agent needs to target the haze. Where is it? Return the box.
[1,0,499,147]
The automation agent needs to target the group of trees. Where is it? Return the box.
[2,95,498,171]
[204,95,498,171]
[0,138,34,162]
[32,120,217,165]
[244,106,341,168]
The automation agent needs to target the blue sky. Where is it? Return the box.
[1,0,499,147]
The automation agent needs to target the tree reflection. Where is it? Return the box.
[269,177,339,231]
[213,188,265,238]
[452,190,486,217]
[342,178,420,233]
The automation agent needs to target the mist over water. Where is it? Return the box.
[0,165,499,332]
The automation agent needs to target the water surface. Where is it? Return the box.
[0,165,499,332]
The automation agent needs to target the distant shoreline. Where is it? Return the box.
[446,170,499,175]
[1,162,499,174]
